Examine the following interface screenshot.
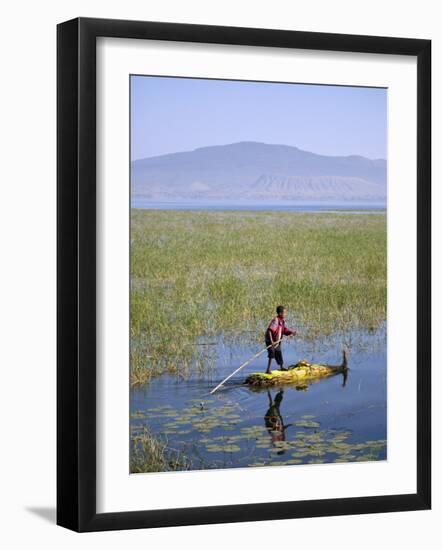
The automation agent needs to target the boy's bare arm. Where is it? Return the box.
[265,328,275,347]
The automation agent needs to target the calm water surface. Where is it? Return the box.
[131,198,386,212]
[130,327,387,471]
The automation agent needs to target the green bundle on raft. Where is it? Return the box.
[245,351,348,387]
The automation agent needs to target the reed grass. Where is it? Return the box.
[130,427,191,473]
[131,210,386,384]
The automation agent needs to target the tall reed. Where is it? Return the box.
[131,210,386,384]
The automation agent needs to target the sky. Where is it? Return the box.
[131,75,387,161]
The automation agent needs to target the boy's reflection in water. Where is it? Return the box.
[342,368,348,387]
[263,373,347,454]
[264,390,292,454]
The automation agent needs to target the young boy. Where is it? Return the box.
[265,305,296,374]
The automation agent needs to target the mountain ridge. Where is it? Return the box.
[131,141,387,202]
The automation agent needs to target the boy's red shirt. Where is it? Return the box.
[266,316,295,342]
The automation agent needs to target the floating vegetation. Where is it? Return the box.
[240,426,267,438]
[294,420,321,428]
[206,444,241,453]
[130,399,386,473]
[130,410,146,420]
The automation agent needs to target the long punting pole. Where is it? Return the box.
[210,336,286,395]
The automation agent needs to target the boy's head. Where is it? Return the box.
[276,305,287,318]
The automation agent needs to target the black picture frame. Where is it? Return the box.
[57,17,431,532]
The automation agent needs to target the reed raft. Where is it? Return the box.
[245,350,348,387]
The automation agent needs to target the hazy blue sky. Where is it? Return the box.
[131,76,387,161]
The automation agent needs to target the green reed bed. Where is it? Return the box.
[131,210,386,384]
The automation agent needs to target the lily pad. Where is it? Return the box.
[294,420,321,428]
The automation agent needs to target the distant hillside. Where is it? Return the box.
[131,142,387,202]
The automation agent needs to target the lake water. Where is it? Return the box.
[130,327,387,472]
[131,198,386,212]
